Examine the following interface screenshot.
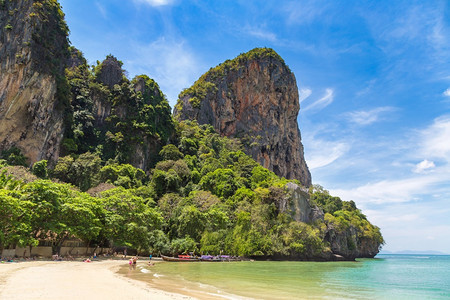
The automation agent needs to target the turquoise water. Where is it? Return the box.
[125,255,450,299]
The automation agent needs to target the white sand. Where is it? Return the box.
[0,260,194,300]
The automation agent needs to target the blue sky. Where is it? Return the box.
[59,0,450,253]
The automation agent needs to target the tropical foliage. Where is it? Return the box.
[0,120,383,258]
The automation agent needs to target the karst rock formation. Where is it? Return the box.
[0,0,69,163]
[174,48,312,187]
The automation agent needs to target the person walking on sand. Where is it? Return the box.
[132,256,138,269]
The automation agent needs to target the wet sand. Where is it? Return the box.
[0,260,193,299]
[118,262,250,300]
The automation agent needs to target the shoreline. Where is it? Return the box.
[0,259,194,299]
[117,261,252,300]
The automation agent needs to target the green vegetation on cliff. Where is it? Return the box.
[0,120,383,259]
[62,50,174,169]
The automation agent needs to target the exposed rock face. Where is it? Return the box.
[0,0,69,163]
[283,182,380,260]
[95,55,124,88]
[325,225,380,259]
[65,52,174,172]
[283,182,324,223]
[126,76,167,171]
[174,48,311,187]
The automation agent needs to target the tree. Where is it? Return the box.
[175,205,207,241]
[188,190,220,211]
[52,153,102,191]
[148,230,170,255]
[100,188,163,253]
[32,160,48,179]
[21,180,74,255]
[0,190,36,252]
[281,222,326,258]
[70,152,102,191]
[310,185,343,214]
[0,147,28,167]
[200,230,228,255]
[251,165,276,188]
[199,168,241,198]
[170,236,198,255]
[205,207,229,231]
[52,155,74,183]
[151,169,181,197]
[99,163,146,189]
[60,193,102,250]
[155,159,191,185]
[159,144,184,161]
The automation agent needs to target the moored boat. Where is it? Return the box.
[161,255,199,262]
[200,255,222,262]
[199,255,241,262]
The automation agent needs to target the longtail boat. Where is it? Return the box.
[200,255,241,262]
[200,255,222,262]
[161,255,199,262]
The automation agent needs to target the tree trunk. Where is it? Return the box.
[52,235,68,256]
[85,240,90,257]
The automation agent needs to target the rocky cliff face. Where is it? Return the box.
[63,53,174,172]
[283,183,381,260]
[282,182,324,223]
[174,48,311,187]
[325,224,381,259]
[0,0,69,164]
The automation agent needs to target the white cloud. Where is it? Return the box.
[363,2,449,83]
[298,88,312,104]
[245,26,277,42]
[95,2,107,19]
[328,116,450,206]
[355,79,376,97]
[129,38,203,107]
[345,106,396,125]
[324,114,450,215]
[302,88,334,112]
[413,159,435,174]
[443,88,450,97]
[134,0,175,7]
[305,138,349,169]
[283,0,328,25]
[420,115,450,160]
[362,203,450,253]
[331,175,439,205]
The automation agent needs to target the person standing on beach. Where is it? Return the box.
[132,256,138,269]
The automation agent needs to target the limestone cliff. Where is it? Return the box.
[283,182,324,223]
[282,183,381,260]
[0,0,69,164]
[63,54,174,172]
[325,222,381,259]
[174,48,311,187]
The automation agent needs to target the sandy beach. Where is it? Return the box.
[0,260,193,300]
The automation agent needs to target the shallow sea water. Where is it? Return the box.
[121,255,450,299]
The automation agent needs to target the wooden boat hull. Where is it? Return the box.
[161,255,199,262]
[200,258,223,262]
